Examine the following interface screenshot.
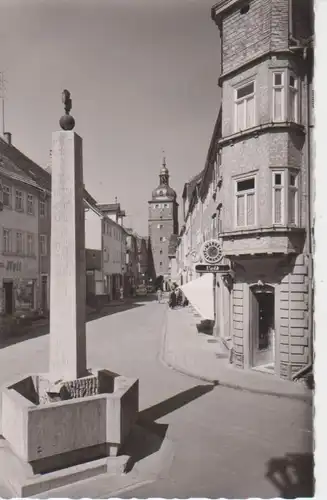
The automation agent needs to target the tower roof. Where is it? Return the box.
[151,155,176,201]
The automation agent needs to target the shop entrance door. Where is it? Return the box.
[4,281,13,315]
[250,285,275,370]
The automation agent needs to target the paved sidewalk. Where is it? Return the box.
[161,306,312,401]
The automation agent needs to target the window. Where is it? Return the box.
[288,171,298,225]
[272,72,285,122]
[288,73,299,122]
[40,234,47,256]
[160,237,163,242]
[16,232,23,254]
[15,190,24,211]
[271,71,299,123]
[27,233,34,256]
[235,81,255,132]
[235,177,256,227]
[272,171,285,224]
[3,229,11,253]
[160,262,163,266]
[40,199,46,217]
[157,224,163,229]
[160,249,163,254]
[3,185,11,207]
[27,194,34,215]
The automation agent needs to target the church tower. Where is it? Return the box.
[148,156,178,289]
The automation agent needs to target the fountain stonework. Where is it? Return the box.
[0,91,139,497]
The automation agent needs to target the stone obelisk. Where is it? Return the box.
[49,90,87,381]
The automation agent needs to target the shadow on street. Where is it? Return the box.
[138,383,215,422]
[121,384,215,474]
[265,452,314,498]
[0,296,157,350]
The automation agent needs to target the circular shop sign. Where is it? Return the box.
[201,239,223,264]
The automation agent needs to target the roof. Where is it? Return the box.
[0,155,41,190]
[97,203,126,217]
[199,107,222,198]
[182,169,205,201]
[168,234,179,257]
[0,137,97,206]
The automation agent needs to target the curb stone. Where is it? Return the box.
[159,309,312,403]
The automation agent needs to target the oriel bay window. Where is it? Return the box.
[288,171,299,225]
[234,81,255,132]
[272,171,285,224]
[235,177,256,228]
[272,70,299,123]
[271,169,299,226]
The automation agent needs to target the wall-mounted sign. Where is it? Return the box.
[201,239,223,265]
[195,264,230,273]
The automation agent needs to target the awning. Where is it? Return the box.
[180,273,214,320]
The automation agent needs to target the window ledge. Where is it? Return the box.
[221,226,305,256]
[218,121,305,147]
[221,226,305,238]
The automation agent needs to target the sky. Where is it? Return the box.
[0,0,221,235]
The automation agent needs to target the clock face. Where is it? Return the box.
[201,239,223,264]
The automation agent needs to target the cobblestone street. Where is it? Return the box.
[0,298,313,498]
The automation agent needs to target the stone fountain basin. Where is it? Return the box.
[0,369,139,474]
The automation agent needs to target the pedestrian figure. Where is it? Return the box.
[176,288,183,307]
[169,289,177,309]
[120,286,124,300]
[157,288,162,303]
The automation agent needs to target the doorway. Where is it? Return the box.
[4,281,13,315]
[41,275,48,313]
[250,285,275,371]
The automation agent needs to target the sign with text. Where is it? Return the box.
[195,264,231,273]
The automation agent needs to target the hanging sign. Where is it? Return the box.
[201,239,223,264]
[196,264,230,273]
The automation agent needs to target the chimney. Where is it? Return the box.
[3,132,11,145]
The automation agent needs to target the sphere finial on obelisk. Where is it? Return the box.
[59,89,75,130]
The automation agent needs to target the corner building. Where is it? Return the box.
[148,159,179,290]
[211,0,314,379]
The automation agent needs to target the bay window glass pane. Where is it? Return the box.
[246,96,255,128]
[237,178,255,192]
[274,73,282,86]
[274,188,282,223]
[236,101,245,131]
[288,189,296,224]
[273,88,283,121]
[247,192,255,225]
[289,90,297,121]
[237,195,245,226]
[237,82,254,99]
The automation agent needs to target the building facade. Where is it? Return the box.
[210,0,314,379]
[0,151,42,315]
[85,201,127,303]
[148,158,179,290]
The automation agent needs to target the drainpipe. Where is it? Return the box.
[292,49,313,380]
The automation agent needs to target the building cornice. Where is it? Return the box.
[218,121,305,147]
[211,0,245,23]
